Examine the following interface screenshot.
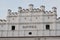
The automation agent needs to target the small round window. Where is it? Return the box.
[29,32,32,35]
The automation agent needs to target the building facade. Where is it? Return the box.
[0,4,60,40]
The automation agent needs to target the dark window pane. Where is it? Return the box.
[12,26,15,30]
[46,25,50,30]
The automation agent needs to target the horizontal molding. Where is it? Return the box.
[0,36,60,38]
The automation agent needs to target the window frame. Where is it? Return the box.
[11,26,15,30]
[46,25,50,30]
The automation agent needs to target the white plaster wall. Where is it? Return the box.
[2,31,7,37]
[19,13,31,16]
[0,37,60,40]
[19,30,24,36]
[46,37,60,40]
[24,30,37,36]
[0,25,3,30]
[13,31,19,36]
[32,16,43,22]
[38,30,43,36]
[43,30,50,36]
[57,23,60,30]
[7,16,19,23]
[50,23,56,30]
[7,25,12,30]
[19,24,43,30]
[0,9,59,37]
[56,31,60,36]
[50,30,56,36]
[0,23,57,37]
[0,32,2,37]
[7,31,13,37]
[40,38,45,40]
[56,23,60,36]
[0,23,8,31]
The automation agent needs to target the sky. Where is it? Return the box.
[0,0,60,19]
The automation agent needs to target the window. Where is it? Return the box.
[12,26,15,30]
[46,25,50,30]
[29,32,32,35]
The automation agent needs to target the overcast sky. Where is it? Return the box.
[0,0,60,19]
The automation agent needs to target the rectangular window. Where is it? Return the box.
[12,26,15,30]
[46,25,50,30]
